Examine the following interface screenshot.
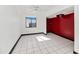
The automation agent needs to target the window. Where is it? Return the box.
[25,16,36,28]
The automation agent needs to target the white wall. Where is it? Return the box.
[0,6,21,53]
[16,7,46,34]
[22,12,46,34]
[74,5,79,53]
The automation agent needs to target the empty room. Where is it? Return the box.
[0,5,75,54]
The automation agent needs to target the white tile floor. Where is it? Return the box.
[12,33,74,54]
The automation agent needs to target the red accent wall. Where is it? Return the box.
[47,13,74,41]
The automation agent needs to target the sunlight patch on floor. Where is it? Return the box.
[36,36,51,42]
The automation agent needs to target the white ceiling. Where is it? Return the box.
[16,5,57,12]
[16,5,74,17]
